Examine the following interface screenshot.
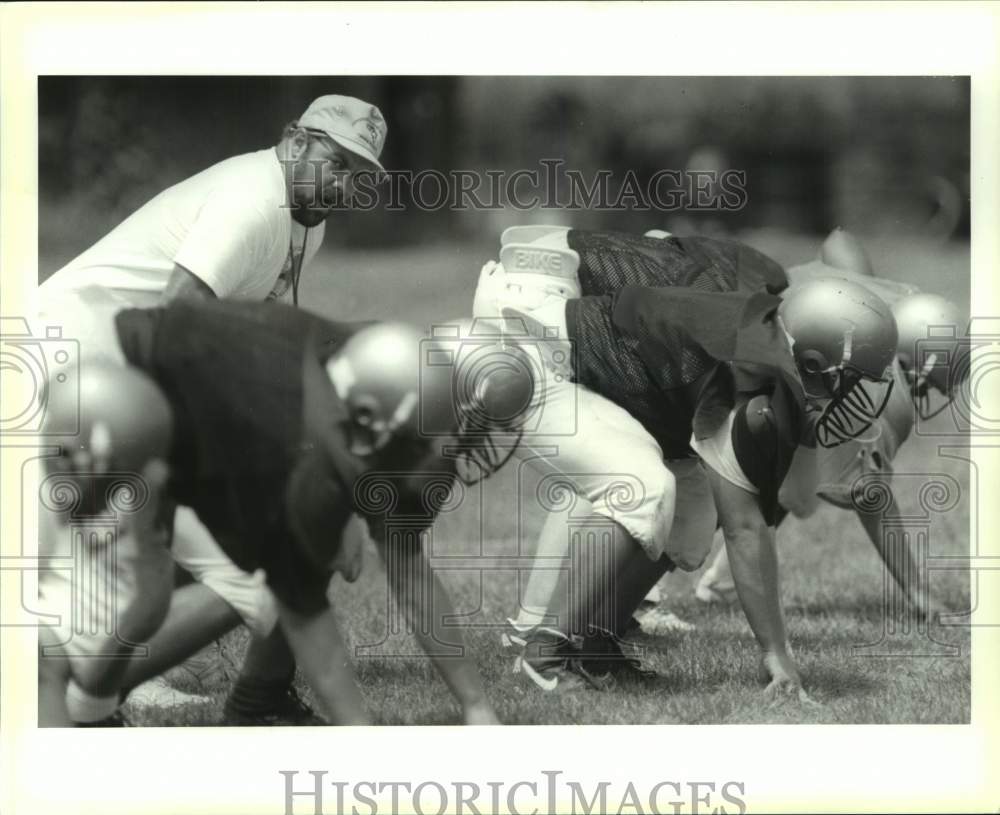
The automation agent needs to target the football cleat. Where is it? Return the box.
[222,685,325,727]
[578,626,659,682]
[499,617,537,650]
[514,627,612,692]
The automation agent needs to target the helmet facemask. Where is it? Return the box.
[899,346,968,422]
[792,328,894,448]
[448,343,537,486]
[451,414,524,486]
[812,364,894,447]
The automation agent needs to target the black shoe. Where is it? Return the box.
[579,626,659,682]
[76,709,130,727]
[515,627,613,692]
[223,685,325,726]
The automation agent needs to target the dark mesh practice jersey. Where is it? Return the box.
[567,230,789,296]
[115,299,454,614]
[565,230,790,459]
[611,285,808,524]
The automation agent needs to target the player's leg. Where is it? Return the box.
[854,499,944,621]
[38,628,72,727]
[510,386,683,687]
[119,508,314,723]
[222,622,321,726]
[568,458,717,641]
[120,507,260,688]
[695,532,736,603]
[38,464,175,724]
[511,382,677,626]
[511,504,577,631]
[120,581,241,690]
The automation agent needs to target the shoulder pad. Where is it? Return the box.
[744,393,779,441]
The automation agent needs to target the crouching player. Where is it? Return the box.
[474,226,898,697]
[480,225,789,643]
[38,297,529,725]
[38,363,177,726]
[695,234,966,622]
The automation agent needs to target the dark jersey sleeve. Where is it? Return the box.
[277,447,354,615]
[354,444,459,549]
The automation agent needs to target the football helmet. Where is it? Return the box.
[778,278,898,447]
[42,358,173,515]
[326,322,429,455]
[326,320,536,483]
[892,293,966,420]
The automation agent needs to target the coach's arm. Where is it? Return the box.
[706,467,813,702]
[369,523,500,725]
[276,600,371,725]
[162,263,217,301]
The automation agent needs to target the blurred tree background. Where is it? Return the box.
[39,76,969,270]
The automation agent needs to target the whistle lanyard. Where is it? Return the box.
[290,226,310,307]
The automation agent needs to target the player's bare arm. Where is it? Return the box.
[706,466,805,698]
[369,522,500,725]
[854,490,945,622]
[276,601,370,725]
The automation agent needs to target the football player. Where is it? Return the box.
[695,239,968,619]
[38,362,176,727]
[38,297,528,725]
[39,93,391,724]
[473,226,897,696]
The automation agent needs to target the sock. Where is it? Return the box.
[514,607,548,629]
[224,671,295,714]
[66,679,120,723]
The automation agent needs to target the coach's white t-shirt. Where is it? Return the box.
[42,148,324,304]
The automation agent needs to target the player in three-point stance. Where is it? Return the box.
[473,226,898,696]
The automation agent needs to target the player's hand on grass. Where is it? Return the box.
[759,649,819,707]
[463,702,501,725]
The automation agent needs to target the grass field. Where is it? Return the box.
[42,226,973,726]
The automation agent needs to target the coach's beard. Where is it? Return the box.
[292,199,335,227]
